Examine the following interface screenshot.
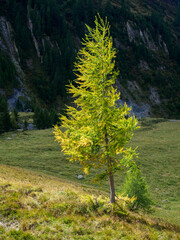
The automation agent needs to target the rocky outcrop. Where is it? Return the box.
[0,16,31,111]
[142,30,158,51]
[158,35,169,55]
[42,36,62,56]
[127,21,158,51]
[7,87,31,112]
[149,87,160,105]
[0,16,24,78]
[138,60,150,70]
[115,79,162,118]
[126,20,169,53]
[27,7,61,63]
[126,21,138,43]
[27,8,42,61]
[7,88,24,111]
[115,80,151,118]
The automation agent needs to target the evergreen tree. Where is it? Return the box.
[10,111,18,129]
[103,0,113,22]
[121,169,153,210]
[50,109,58,126]
[0,0,7,15]
[0,95,11,133]
[121,0,131,19]
[54,16,138,203]
[33,106,57,129]
[0,52,17,88]
[175,4,180,26]
[86,0,94,25]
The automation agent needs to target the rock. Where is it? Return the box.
[7,88,24,111]
[163,42,169,54]
[27,6,42,61]
[7,137,12,140]
[126,21,158,51]
[27,123,36,130]
[0,16,24,77]
[138,60,150,70]
[149,87,160,105]
[0,16,31,112]
[126,21,138,43]
[159,66,166,70]
[75,174,84,180]
[158,35,169,54]
[78,175,84,180]
[7,88,31,112]
[143,30,158,51]
[115,80,151,118]
[26,108,32,112]
[26,59,34,70]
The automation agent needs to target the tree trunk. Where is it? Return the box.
[109,171,115,203]
[105,130,116,203]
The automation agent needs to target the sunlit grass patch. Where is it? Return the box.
[0,165,179,239]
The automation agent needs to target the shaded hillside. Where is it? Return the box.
[0,0,180,117]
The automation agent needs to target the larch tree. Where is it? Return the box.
[54,15,138,203]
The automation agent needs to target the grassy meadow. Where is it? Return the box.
[0,164,179,239]
[0,116,179,238]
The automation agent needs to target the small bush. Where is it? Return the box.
[121,170,153,211]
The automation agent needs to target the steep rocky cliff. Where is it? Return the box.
[0,15,30,111]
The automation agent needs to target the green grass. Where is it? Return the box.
[129,119,180,225]
[0,165,179,240]
[0,117,179,226]
[18,112,34,125]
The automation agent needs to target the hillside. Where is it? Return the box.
[0,116,179,225]
[0,0,180,118]
[0,164,180,239]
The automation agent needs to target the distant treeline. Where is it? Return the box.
[0,95,59,133]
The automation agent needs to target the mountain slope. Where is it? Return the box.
[0,0,180,117]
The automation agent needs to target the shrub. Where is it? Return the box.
[33,106,58,129]
[0,95,11,133]
[10,110,18,129]
[121,169,153,211]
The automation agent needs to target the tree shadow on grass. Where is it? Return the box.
[138,118,168,132]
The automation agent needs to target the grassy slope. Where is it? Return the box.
[0,118,179,227]
[0,165,179,240]
[129,119,180,225]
